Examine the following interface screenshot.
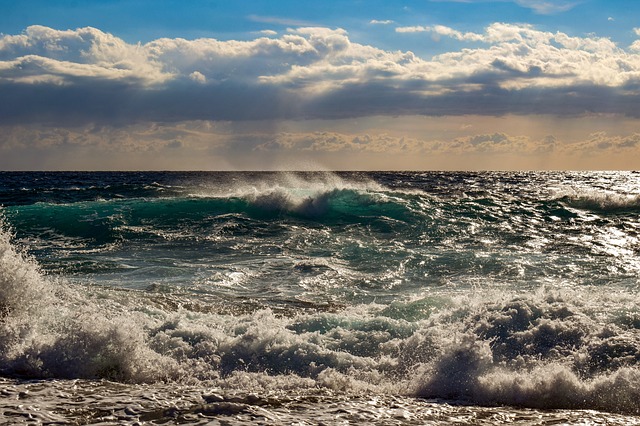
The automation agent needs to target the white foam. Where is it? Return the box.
[2,214,640,414]
[0,218,177,382]
[555,187,640,212]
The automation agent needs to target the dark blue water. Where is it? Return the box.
[1,171,640,424]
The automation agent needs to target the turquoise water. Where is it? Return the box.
[1,171,640,424]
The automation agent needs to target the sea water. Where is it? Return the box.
[0,171,640,424]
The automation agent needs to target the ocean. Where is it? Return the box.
[1,171,640,424]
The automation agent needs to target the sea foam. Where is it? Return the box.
[2,210,640,414]
[0,218,176,382]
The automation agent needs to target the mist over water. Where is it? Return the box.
[1,171,640,424]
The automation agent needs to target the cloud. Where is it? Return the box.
[396,24,484,41]
[370,20,395,25]
[568,132,640,154]
[629,29,640,52]
[0,122,207,151]
[0,121,238,170]
[253,130,557,155]
[513,0,577,15]
[189,71,206,83]
[4,119,640,170]
[430,0,578,15]
[1,120,554,157]
[395,26,430,33]
[247,15,314,27]
[2,23,640,126]
[0,26,171,86]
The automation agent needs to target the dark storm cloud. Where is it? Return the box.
[0,80,300,126]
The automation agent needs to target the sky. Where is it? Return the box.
[1,0,640,170]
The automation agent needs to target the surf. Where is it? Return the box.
[3,212,640,414]
[2,171,640,421]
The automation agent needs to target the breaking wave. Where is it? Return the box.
[563,193,640,213]
[4,175,418,248]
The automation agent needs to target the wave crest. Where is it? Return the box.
[201,172,399,219]
[559,190,640,212]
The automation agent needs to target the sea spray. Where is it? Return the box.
[0,216,56,362]
[0,217,177,382]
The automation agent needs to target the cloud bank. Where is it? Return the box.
[4,118,640,171]
[2,24,640,125]
[4,121,637,158]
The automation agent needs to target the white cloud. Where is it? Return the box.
[7,22,609,92]
[398,24,482,40]
[370,20,395,25]
[247,15,314,27]
[391,22,630,88]
[431,0,578,15]
[513,0,577,15]
[430,25,484,41]
[2,23,640,125]
[0,26,171,85]
[627,29,640,52]
[189,71,206,83]
[395,26,430,33]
